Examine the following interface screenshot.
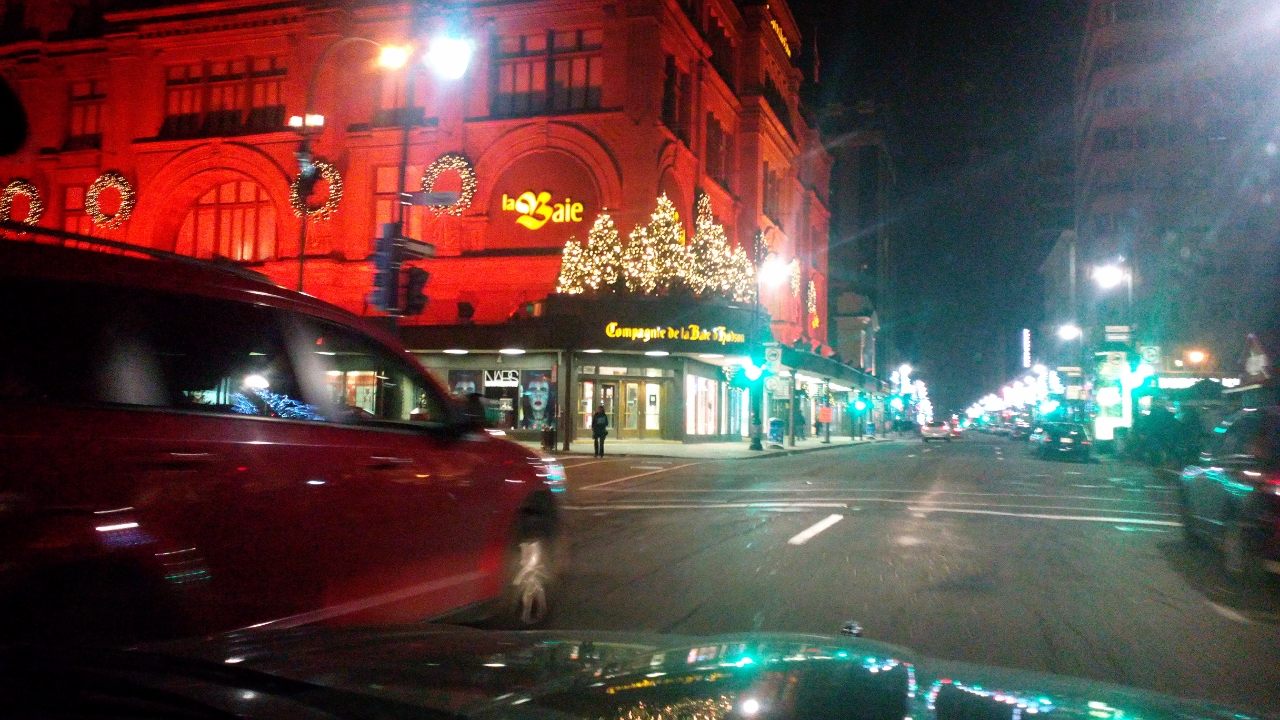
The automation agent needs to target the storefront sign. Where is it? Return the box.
[604,322,746,345]
[501,192,584,230]
[484,369,521,387]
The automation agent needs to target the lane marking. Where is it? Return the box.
[559,459,615,469]
[578,462,702,490]
[1208,602,1253,625]
[564,502,853,511]
[788,514,845,545]
[906,506,1182,526]
[630,465,666,470]
[593,487,1177,505]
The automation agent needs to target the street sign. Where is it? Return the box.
[402,191,461,206]
[1139,344,1161,365]
[765,347,782,366]
[400,237,436,259]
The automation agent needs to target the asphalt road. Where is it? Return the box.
[547,434,1280,715]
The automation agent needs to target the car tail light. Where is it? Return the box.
[1243,470,1280,495]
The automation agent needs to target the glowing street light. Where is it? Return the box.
[377,44,411,69]
[1092,264,1125,289]
[1186,350,1206,364]
[1057,324,1082,341]
[425,36,473,79]
[758,254,790,287]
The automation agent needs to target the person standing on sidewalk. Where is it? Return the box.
[591,405,609,457]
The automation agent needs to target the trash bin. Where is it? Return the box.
[540,425,557,451]
[768,417,785,444]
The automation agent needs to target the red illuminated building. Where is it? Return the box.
[0,0,876,443]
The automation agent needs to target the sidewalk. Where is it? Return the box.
[515,434,890,460]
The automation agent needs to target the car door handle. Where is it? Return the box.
[140,451,218,471]
[367,456,415,470]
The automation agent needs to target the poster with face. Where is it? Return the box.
[520,370,557,429]
[448,370,481,398]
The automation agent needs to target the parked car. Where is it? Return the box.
[948,421,964,439]
[1178,407,1280,583]
[0,239,565,644]
[1033,422,1092,461]
[921,420,952,442]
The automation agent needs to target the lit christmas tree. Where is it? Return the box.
[556,213,623,294]
[555,236,586,294]
[622,194,688,293]
[686,193,757,302]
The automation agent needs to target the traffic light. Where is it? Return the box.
[403,267,430,315]
[373,222,402,311]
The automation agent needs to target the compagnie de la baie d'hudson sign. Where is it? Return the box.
[604,322,746,345]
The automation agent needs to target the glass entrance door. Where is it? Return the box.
[619,381,641,439]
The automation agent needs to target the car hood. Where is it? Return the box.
[39,626,1254,720]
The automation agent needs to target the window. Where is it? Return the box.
[62,185,94,235]
[491,29,602,117]
[684,375,719,435]
[66,80,105,151]
[297,321,449,426]
[374,72,429,127]
[707,18,735,88]
[373,165,426,245]
[161,57,287,139]
[175,180,278,261]
[762,74,793,137]
[762,162,782,223]
[705,113,733,189]
[662,56,692,144]
[0,278,320,423]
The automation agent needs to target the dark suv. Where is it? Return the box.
[1178,407,1280,582]
[0,239,563,643]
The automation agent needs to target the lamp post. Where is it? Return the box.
[749,239,791,451]
[291,37,408,292]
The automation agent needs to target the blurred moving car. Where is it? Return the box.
[1010,420,1032,441]
[0,238,565,644]
[948,420,964,439]
[1032,422,1092,461]
[1178,407,1280,582]
[921,420,952,442]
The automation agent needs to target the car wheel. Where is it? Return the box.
[1178,500,1204,547]
[1222,517,1265,588]
[486,515,557,629]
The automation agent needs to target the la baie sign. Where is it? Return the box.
[605,322,746,345]
[501,191,585,230]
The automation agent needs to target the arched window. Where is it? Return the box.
[175,179,278,261]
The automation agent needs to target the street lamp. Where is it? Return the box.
[378,44,411,69]
[1092,264,1125,289]
[1187,350,1206,364]
[1057,323,1082,341]
[425,36,473,79]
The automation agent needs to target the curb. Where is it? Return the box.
[522,438,891,461]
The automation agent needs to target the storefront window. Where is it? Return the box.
[684,375,720,436]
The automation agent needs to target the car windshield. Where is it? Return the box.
[1,0,1279,718]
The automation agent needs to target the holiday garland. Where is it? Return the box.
[86,171,135,228]
[807,279,818,314]
[289,160,343,219]
[0,179,43,225]
[421,153,476,216]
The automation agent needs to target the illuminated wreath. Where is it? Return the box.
[289,160,343,220]
[86,171,136,228]
[420,152,476,216]
[0,179,43,225]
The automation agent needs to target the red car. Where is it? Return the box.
[0,238,563,644]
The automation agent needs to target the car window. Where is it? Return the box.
[1210,411,1263,461]
[0,277,321,420]
[290,319,449,427]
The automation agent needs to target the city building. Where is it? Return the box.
[0,0,883,443]
[1071,0,1280,375]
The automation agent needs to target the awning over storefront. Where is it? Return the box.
[401,293,769,356]
[779,346,885,395]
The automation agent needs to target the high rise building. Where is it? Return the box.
[1070,0,1280,372]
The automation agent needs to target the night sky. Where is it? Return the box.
[792,1,1088,413]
